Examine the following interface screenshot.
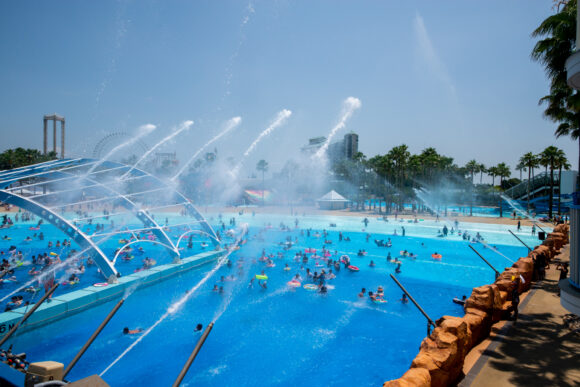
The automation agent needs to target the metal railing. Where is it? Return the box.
[505,172,559,200]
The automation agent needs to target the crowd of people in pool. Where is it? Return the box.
[202,216,484,307]
[200,211,532,312]
[0,206,541,315]
[0,209,219,311]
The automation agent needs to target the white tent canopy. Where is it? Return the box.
[317,190,349,209]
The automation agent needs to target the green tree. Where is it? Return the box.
[519,152,540,210]
[464,160,479,216]
[515,161,527,181]
[496,162,512,187]
[0,148,57,170]
[555,148,571,214]
[256,159,269,206]
[540,145,561,218]
[465,160,478,185]
[386,145,410,210]
[477,163,486,184]
[488,166,499,186]
[532,0,580,189]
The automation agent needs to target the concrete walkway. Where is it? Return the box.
[460,245,580,387]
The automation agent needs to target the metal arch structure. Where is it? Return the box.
[0,158,220,280]
[175,229,219,250]
[93,133,150,159]
[0,169,181,260]
[112,239,179,265]
[94,160,221,247]
[0,190,119,281]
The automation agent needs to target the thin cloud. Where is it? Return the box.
[413,13,457,98]
[93,2,130,120]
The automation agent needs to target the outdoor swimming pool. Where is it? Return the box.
[0,212,544,386]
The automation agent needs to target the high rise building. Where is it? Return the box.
[343,132,358,159]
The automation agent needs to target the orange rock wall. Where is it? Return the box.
[384,224,569,387]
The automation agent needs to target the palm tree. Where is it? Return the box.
[515,161,526,181]
[464,160,479,216]
[532,1,580,190]
[387,145,410,210]
[256,159,268,206]
[464,160,478,185]
[488,166,499,186]
[540,146,560,218]
[496,162,512,188]
[554,149,571,215]
[519,152,539,210]
[477,163,486,184]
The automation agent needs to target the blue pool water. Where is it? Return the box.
[1,212,543,386]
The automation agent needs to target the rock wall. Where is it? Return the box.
[384,223,569,387]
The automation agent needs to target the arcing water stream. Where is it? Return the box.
[231,109,292,177]
[121,120,194,179]
[87,124,157,174]
[314,97,361,160]
[172,116,242,181]
[100,224,248,377]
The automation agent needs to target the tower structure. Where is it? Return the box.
[43,114,65,158]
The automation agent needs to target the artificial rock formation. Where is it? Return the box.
[384,224,569,386]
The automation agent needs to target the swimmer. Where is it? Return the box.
[194,324,203,332]
[212,284,219,292]
[400,294,409,303]
[358,288,366,298]
[369,260,375,267]
[395,263,402,274]
[377,286,384,297]
[123,327,143,335]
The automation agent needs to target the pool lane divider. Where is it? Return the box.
[0,250,225,338]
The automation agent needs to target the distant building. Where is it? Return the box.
[344,132,358,159]
[301,136,327,155]
[300,133,359,161]
[328,132,359,162]
[154,152,178,167]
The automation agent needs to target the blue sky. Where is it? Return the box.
[0,1,577,177]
